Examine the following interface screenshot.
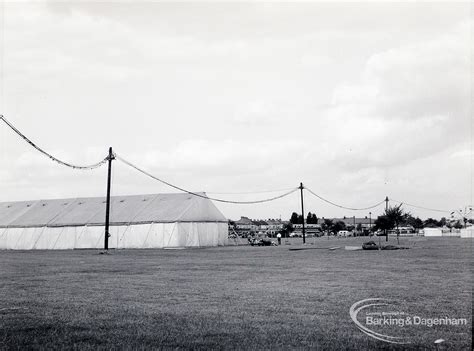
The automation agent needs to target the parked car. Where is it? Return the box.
[362,241,379,250]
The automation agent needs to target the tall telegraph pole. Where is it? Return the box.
[385,196,389,242]
[104,147,115,251]
[300,182,306,244]
[369,212,372,235]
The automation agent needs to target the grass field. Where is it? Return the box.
[0,237,471,350]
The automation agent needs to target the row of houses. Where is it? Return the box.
[294,217,419,236]
[232,215,474,239]
[232,216,379,236]
[231,217,288,235]
[233,215,451,238]
[324,217,374,229]
[291,218,374,237]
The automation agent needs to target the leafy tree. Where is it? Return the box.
[290,212,299,224]
[385,206,407,228]
[406,215,423,230]
[289,212,306,224]
[307,212,319,224]
[453,221,463,229]
[423,218,441,228]
[384,205,409,244]
[373,215,393,232]
[439,217,447,227]
[414,217,423,230]
[280,223,294,237]
[321,219,334,235]
[332,221,346,233]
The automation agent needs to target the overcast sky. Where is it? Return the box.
[0,1,471,221]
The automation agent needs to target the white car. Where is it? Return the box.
[337,230,352,237]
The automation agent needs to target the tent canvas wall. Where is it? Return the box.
[441,231,460,237]
[422,228,443,237]
[0,193,228,250]
[460,228,474,239]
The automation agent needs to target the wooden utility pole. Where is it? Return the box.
[300,182,306,244]
[104,147,114,250]
[385,196,389,242]
[369,212,372,235]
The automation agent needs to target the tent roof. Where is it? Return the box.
[0,193,227,228]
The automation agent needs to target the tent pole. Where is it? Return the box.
[104,147,114,251]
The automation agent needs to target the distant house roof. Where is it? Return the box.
[235,216,253,225]
[0,193,227,228]
[234,218,287,226]
[252,220,268,226]
[331,217,373,226]
[266,219,283,225]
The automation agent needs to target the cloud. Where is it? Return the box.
[233,100,277,126]
[366,21,470,122]
[119,138,306,177]
[0,2,470,219]
[320,19,471,171]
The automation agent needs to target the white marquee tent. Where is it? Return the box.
[422,228,443,237]
[460,228,473,239]
[0,193,228,250]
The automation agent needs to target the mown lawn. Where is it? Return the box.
[0,237,471,350]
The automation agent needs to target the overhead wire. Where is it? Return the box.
[115,154,299,204]
[304,186,386,211]
[0,115,108,170]
[390,199,451,214]
[1,116,463,212]
[206,187,296,195]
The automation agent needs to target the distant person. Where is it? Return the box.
[276,233,282,245]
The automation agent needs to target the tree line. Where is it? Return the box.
[284,206,467,236]
[290,212,318,224]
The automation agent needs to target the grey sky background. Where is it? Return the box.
[0,1,471,221]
